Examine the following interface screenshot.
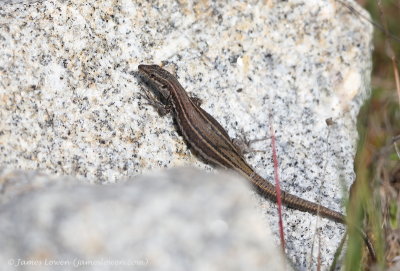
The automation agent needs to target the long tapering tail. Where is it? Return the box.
[250,172,345,223]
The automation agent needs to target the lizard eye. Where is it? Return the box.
[161,85,167,89]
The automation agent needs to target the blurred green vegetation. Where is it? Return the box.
[363,0,400,81]
[346,1,400,270]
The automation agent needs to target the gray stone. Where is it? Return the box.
[0,0,43,5]
[0,0,373,269]
[0,169,287,271]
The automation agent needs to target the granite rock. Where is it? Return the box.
[0,0,373,269]
[0,168,287,271]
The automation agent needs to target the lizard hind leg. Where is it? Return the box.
[232,130,269,155]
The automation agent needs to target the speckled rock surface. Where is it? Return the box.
[0,169,287,271]
[0,0,372,269]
